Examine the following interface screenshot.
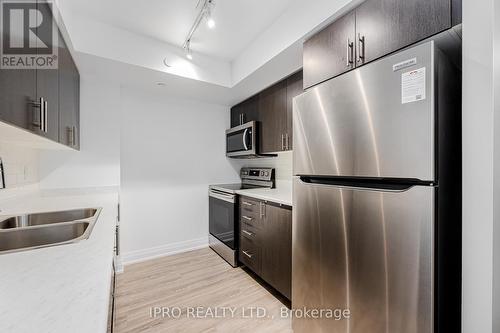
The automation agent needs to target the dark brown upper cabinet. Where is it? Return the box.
[259,80,287,154]
[285,71,303,151]
[58,31,80,150]
[229,70,303,153]
[303,12,355,89]
[34,1,59,142]
[303,0,461,89]
[355,0,451,66]
[0,2,80,149]
[0,68,37,132]
[230,95,259,128]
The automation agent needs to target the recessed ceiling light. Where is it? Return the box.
[163,58,172,67]
[157,82,166,86]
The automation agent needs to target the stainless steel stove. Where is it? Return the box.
[208,167,274,266]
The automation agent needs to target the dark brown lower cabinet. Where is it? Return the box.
[239,196,292,300]
[261,202,292,299]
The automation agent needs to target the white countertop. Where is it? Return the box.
[0,188,119,333]
[236,181,292,206]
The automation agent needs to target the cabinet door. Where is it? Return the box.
[261,203,292,299]
[35,1,59,141]
[58,31,80,149]
[0,5,37,131]
[355,0,451,65]
[0,69,37,130]
[259,81,287,153]
[303,12,355,89]
[285,71,303,151]
[231,95,259,128]
[230,105,242,128]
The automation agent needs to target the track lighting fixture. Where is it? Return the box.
[181,0,216,59]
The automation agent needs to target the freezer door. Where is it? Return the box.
[294,42,435,181]
[292,178,434,333]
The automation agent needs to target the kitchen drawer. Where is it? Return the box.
[240,213,262,229]
[240,221,261,244]
[240,197,261,214]
[239,236,261,275]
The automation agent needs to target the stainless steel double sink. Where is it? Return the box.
[0,208,101,254]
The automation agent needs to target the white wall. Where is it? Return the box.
[38,78,121,189]
[462,1,496,332]
[119,87,239,262]
[0,143,38,188]
[231,0,363,85]
[493,0,500,330]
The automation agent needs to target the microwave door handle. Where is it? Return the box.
[242,128,249,150]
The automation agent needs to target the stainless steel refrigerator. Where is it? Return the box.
[292,40,461,333]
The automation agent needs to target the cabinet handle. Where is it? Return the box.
[69,126,77,147]
[242,216,253,221]
[43,99,48,133]
[285,133,290,150]
[242,250,253,259]
[357,34,365,63]
[259,202,266,218]
[281,133,285,151]
[242,201,253,206]
[29,97,43,131]
[346,38,354,67]
[242,230,253,237]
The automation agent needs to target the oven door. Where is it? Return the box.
[226,122,256,157]
[209,190,237,250]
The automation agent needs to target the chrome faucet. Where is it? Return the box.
[0,157,5,189]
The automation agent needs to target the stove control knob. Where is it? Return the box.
[265,171,269,176]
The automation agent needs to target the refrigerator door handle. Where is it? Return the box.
[298,176,432,192]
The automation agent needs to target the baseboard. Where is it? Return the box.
[121,237,208,266]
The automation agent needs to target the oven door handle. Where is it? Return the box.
[209,191,236,203]
[242,128,249,151]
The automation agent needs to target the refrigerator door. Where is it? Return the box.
[292,178,434,333]
[294,42,435,182]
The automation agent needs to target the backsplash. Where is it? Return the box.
[0,143,39,188]
[231,151,293,181]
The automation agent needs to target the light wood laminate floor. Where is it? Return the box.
[115,248,292,333]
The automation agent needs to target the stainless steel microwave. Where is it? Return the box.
[226,121,257,158]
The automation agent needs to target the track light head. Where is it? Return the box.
[206,5,215,29]
[207,17,215,29]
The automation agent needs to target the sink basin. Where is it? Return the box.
[0,222,89,253]
[0,208,97,229]
[0,208,101,254]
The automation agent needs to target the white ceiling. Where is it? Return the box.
[66,0,294,61]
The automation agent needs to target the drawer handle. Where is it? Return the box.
[242,230,253,237]
[242,250,253,259]
[242,216,253,221]
[242,201,254,206]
